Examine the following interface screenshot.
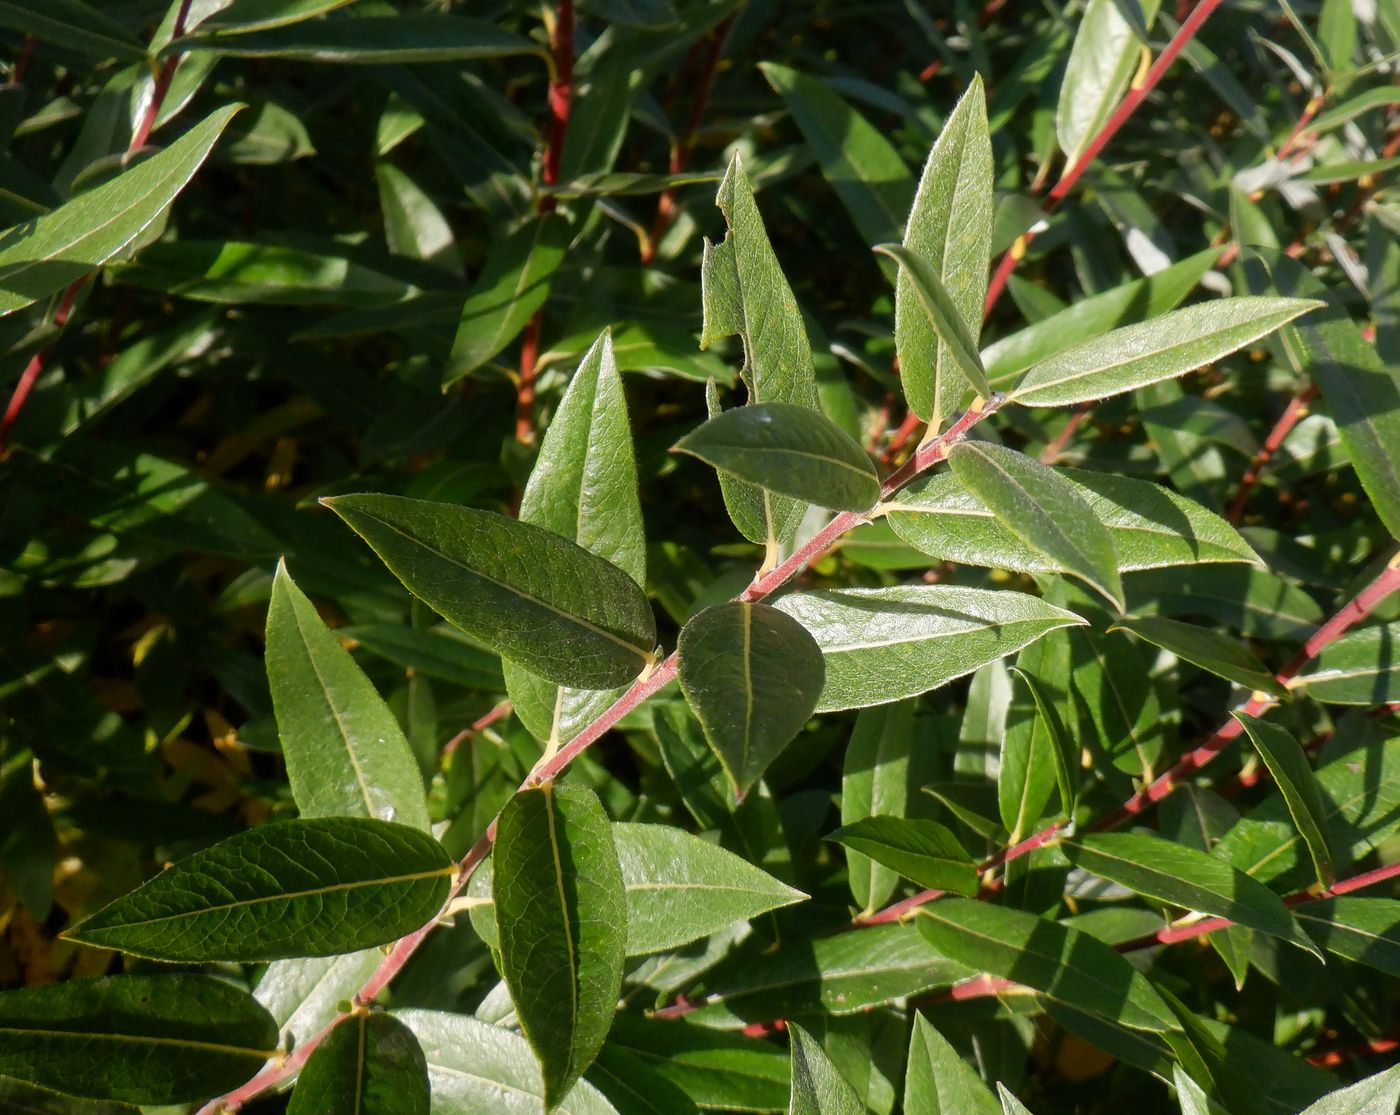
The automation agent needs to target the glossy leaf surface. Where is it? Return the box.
[1234,715,1336,885]
[827,816,979,895]
[286,1012,429,1115]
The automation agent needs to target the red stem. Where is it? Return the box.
[1226,382,1318,523]
[1039,401,1093,464]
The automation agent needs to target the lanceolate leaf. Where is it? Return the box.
[64,818,453,961]
[827,816,978,895]
[876,243,991,398]
[0,105,241,317]
[1294,898,1400,977]
[788,1024,865,1115]
[1008,662,1078,826]
[505,331,646,747]
[677,601,825,797]
[999,1085,1037,1115]
[494,783,626,1110]
[948,441,1124,609]
[0,974,277,1104]
[1009,298,1322,407]
[842,702,915,913]
[776,585,1085,711]
[916,899,1180,1032]
[1298,1064,1400,1115]
[286,1013,429,1115]
[0,0,145,61]
[170,16,545,63]
[324,494,657,690]
[888,468,1257,574]
[1056,0,1159,173]
[896,76,993,430]
[1294,619,1400,705]
[1234,715,1336,885]
[904,1015,1001,1115]
[1112,615,1288,698]
[266,561,429,830]
[673,403,879,512]
[1060,832,1321,958]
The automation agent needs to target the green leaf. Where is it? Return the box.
[1008,662,1078,827]
[673,403,879,512]
[677,601,825,797]
[1071,629,1167,778]
[759,63,913,248]
[788,1024,865,1115]
[494,783,626,1110]
[64,818,453,961]
[193,0,358,34]
[827,816,978,895]
[1295,898,1400,977]
[396,1009,620,1115]
[1298,1064,1400,1115]
[0,974,277,1104]
[916,898,1180,1032]
[266,562,429,830]
[444,216,570,386]
[0,0,145,61]
[895,75,993,429]
[578,0,677,28]
[340,625,504,691]
[700,153,819,550]
[1241,252,1400,540]
[1057,0,1159,173]
[889,468,1257,574]
[947,442,1124,609]
[876,242,991,398]
[999,1084,1037,1115]
[1234,715,1336,885]
[1173,1064,1216,1115]
[1059,831,1321,958]
[842,702,915,913]
[287,1013,428,1115]
[1112,615,1288,698]
[0,105,241,317]
[904,1015,1001,1115]
[1125,565,1323,642]
[1008,298,1322,407]
[982,248,1223,388]
[323,494,657,690]
[170,16,545,63]
[1295,619,1400,705]
[256,950,382,1052]
[505,330,646,748]
[776,585,1085,712]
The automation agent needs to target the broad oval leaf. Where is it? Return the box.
[775,585,1086,712]
[1112,615,1288,698]
[896,75,992,430]
[947,442,1124,608]
[0,105,242,317]
[876,243,990,398]
[788,1023,865,1115]
[916,898,1179,1032]
[1234,714,1336,886]
[494,783,626,1110]
[1009,298,1322,407]
[324,493,657,690]
[673,403,879,513]
[287,1012,428,1115]
[0,974,277,1104]
[827,816,978,895]
[64,818,453,961]
[505,330,646,748]
[267,561,429,830]
[395,1009,620,1115]
[888,468,1257,574]
[905,1015,1001,1115]
[677,601,825,796]
[1060,831,1321,958]
[1294,620,1400,705]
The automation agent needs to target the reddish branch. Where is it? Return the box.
[1227,382,1318,523]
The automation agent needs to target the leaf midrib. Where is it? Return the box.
[0,1025,276,1059]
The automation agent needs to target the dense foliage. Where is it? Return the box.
[2,1,1400,1113]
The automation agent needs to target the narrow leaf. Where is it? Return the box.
[673,403,880,512]
[1295,619,1400,705]
[0,105,242,317]
[1295,898,1400,977]
[677,601,825,797]
[1008,663,1078,824]
[0,0,145,60]
[286,1013,429,1115]
[1234,714,1336,885]
[267,561,429,830]
[64,818,453,961]
[877,243,991,398]
[788,1024,865,1115]
[1009,298,1322,407]
[948,441,1124,608]
[1298,1064,1400,1115]
[827,816,978,895]
[1057,0,1159,173]
[776,585,1085,711]
[916,898,1180,1032]
[1112,615,1288,698]
[494,783,626,1110]
[896,75,992,429]
[324,494,656,690]
[904,1015,1001,1115]
[0,974,277,1104]
[170,16,545,63]
[842,702,915,913]
[999,1084,1037,1115]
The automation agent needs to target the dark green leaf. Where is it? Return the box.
[64,818,453,961]
[877,242,990,399]
[324,494,657,690]
[788,1024,865,1115]
[0,0,144,60]
[827,816,978,895]
[1234,715,1335,885]
[1112,615,1287,698]
[170,16,545,63]
[1295,897,1400,977]
[1295,620,1400,705]
[842,702,915,913]
[0,974,277,1104]
[1008,662,1078,825]
[905,1015,1001,1115]
[494,783,625,1109]
[287,1013,428,1115]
